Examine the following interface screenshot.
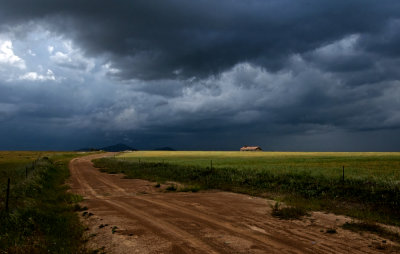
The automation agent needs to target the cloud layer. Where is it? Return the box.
[0,0,399,150]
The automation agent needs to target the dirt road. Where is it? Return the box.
[69,153,398,253]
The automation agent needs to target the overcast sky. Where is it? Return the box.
[0,0,400,151]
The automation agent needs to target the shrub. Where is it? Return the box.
[271,202,308,220]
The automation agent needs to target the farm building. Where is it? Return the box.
[240,146,262,151]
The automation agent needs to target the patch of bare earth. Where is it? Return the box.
[68,154,400,253]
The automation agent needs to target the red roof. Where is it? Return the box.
[240,146,262,151]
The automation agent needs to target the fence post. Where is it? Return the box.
[210,160,213,170]
[342,166,345,182]
[139,158,141,164]
[6,178,10,212]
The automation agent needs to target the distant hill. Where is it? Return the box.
[76,143,136,152]
[75,147,100,152]
[153,147,176,151]
[100,143,137,152]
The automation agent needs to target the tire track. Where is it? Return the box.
[102,199,222,254]
[126,196,311,253]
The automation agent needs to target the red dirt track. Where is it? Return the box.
[69,153,399,253]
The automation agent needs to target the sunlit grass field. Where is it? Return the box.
[119,151,400,181]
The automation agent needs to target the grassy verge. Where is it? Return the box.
[93,158,400,226]
[0,152,91,253]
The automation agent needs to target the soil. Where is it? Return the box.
[68,153,400,253]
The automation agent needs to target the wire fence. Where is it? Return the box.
[116,157,217,170]
[112,156,353,180]
[0,157,43,213]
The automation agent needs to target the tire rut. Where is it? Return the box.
[103,199,222,254]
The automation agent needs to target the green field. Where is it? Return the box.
[0,151,91,253]
[94,151,400,226]
[118,151,400,181]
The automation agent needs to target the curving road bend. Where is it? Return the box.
[68,153,398,253]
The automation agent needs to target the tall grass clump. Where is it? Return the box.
[94,157,400,225]
[271,202,309,220]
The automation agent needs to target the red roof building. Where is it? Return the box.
[240,146,262,151]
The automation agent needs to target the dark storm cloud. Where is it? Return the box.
[1,0,400,151]
[1,0,400,80]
